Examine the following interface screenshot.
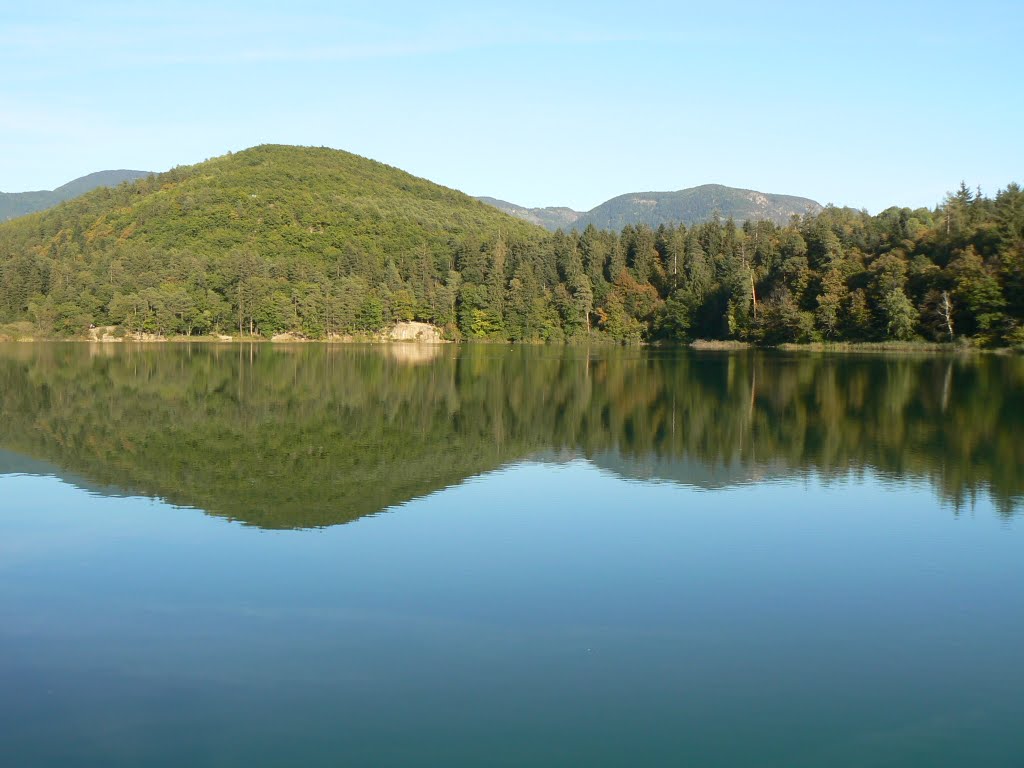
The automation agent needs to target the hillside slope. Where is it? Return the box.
[0,169,151,221]
[0,144,548,337]
[479,184,822,231]
[579,184,823,229]
[1,145,1019,348]
[0,145,542,258]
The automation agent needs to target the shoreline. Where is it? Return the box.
[0,334,1016,355]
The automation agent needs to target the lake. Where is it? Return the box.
[1,343,1022,766]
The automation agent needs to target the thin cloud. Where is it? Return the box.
[0,11,644,68]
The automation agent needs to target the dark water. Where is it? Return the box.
[1,343,1022,767]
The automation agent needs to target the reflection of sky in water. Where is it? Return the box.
[1,463,1022,767]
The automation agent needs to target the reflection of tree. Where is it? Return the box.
[0,344,1020,528]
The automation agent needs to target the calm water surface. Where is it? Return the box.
[1,343,1022,766]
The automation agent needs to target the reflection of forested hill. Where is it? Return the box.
[0,344,1021,528]
[0,344,538,527]
[0,448,132,499]
[589,451,789,490]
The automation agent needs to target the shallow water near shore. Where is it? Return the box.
[1,343,1022,766]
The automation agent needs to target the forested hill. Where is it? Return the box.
[477,184,822,231]
[476,197,581,231]
[0,169,152,221]
[0,144,548,338]
[0,143,1021,347]
[577,185,823,230]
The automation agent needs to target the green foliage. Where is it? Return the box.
[655,289,694,340]
[870,255,919,340]
[0,145,546,339]
[815,265,849,338]
[757,290,816,344]
[950,246,1007,341]
[0,148,1021,346]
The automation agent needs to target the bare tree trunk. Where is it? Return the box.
[749,364,757,423]
[940,291,954,340]
[941,360,953,412]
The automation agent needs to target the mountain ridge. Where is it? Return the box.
[1,144,1019,349]
[5,166,821,232]
[0,169,152,221]
[479,183,823,231]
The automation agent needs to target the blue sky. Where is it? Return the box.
[2,0,1021,212]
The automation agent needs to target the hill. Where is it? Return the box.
[478,184,823,231]
[475,196,581,231]
[0,169,152,221]
[0,144,549,338]
[0,145,1020,348]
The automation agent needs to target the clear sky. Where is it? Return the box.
[2,0,1021,212]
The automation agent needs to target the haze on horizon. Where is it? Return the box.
[2,0,1021,214]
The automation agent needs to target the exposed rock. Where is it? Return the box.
[87,325,123,343]
[388,321,446,343]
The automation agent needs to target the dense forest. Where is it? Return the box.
[0,344,1020,527]
[0,145,1021,346]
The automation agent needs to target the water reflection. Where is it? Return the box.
[0,343,1020,526]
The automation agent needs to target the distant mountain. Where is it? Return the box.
[475,196,581,231]
[478,184,823,231]
[588,450,789,491]
[0,169,152,221]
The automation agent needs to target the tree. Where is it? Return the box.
[869,254,918,340]
[815,266,849,339]
[656,289,693,340]
[843,289,873,340]
[949,246,1006,341]
[757,289,815,344]
[356,296,385,332]
[554,234,593,335]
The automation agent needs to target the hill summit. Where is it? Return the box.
[0,144,547,338]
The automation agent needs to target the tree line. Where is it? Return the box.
[0,148,1021,346]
